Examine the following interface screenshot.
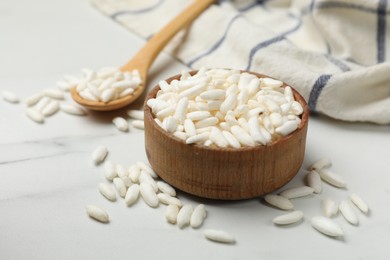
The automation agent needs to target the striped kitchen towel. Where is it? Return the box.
[91,0,390,124]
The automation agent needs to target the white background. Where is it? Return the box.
[1,1,390,259]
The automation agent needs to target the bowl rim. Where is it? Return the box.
[144,70,309,154]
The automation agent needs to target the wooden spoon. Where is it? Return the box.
[71,0,215,111]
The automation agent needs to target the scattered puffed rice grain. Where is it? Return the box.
[275,120,298,136]
[86,205,109,223]
[129,165,141,183]
[98,183,117,202]
[291,101,303,115]
[339,200,359,225]
[247,78,260,96]
[112,117,129,132]
[157,181,176,197]
[119,88,134,97]
[43,88,64,100]
[113,177,127,198]
[177,204,193,229]
[200,89,225,100]
[322,198,339,218]
[264,194,294,210]
[1,90,19,103]
[203,139,213,146]
[35,97,51,112]
[140,182,159,208]
[309,158,332,171]
[260,126,272,143]
[195,117,219,129]
[76,81,88,92]
[184,119,197,137]
[209,127,228,148]
[174,131,187,140]
[120,175,132,188]
[116,164,128,179]
[306,170,322,193]
[280,186,314,199]
[82,68,96,82]
[350,193,369,214]
[92,83,104,95]
[261,115,274,134]
[127,109,144,120]
[100,88,116,103]
[98,67,118,78]
[157,193,182,207]
[178,82,208,99]
[247,117,267,145]
[273,210,304,225]
[269,112,283,127]
[204,229,235,244]
[190,204,207,228]
[186,132,209,145]
[261,77,283,89]
[311,216,343,237]
[163,116,178,133]
[92,146,108,164]
[99,77,115,90]
[230,125,255,147]
[125,184,140,206]
[319,169,346,188]
[112,80,139,89]
[139,172,158,192]
[131,120,145,129]
[187,111,211,121]
[25,108,44,123]
[150,99,169,115]
[63,75,80,84]
[165,204,179,224]
[60,103,87,116]
[136,161,158,179]
[220,93,238,114]
[25,93,43,106]
[104,161,117,181]
[156,105,175,119]
[173,97,188,123]
[222,130,241,149]
[57,80,75,91]
[42,100,59,117]
[284,86,294,102]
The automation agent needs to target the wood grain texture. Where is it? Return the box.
[144,71,309,200]
[71,0,216,111]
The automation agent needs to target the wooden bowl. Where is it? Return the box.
[144,71,309,200]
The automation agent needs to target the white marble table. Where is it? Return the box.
[1,1,390,259]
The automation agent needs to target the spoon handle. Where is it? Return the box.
[121,0,215,74]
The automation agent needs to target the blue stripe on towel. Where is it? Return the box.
[245,14,302,70]
[188,14,241,67]
[216,0,229,5]
[111,0,164,19]
[308,74,332,112]
[310,0,316,12]
[377,0,388,63]
[316,1,378,14]
[238,0,268,12]
[324,55,350,72]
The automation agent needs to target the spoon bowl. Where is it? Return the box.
[70,67,146,111]
[71,0,215,111]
